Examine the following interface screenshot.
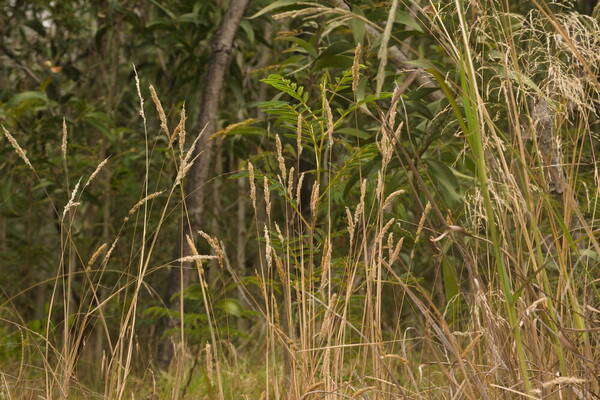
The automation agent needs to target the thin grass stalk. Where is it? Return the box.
[187,234,225,400]
[498,48,569,376]
[454,0,531,393]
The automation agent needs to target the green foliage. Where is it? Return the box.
[261,74,309,104]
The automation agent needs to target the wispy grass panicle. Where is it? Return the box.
[352,43,362,93]
[175,255,217,263]
[101,237,118,266]
[86,242,108,270]
[275,134,286,181]
[309,181,320,218]
[149,84,169,139]
[84,157,109,190]
[175,124,206,186]
[248,162,257,212]
[354,179,367,225]
[287,166,295,198]
[375,0,398,95]
[264,225,273,269]
[61,118,68,160]
[170,103,187,151]
[2,126,34,171]
[133,64,146,122]
[345,206,355,247]
[321,83,334,147]
[123,191,164,222]
[62,177,82,219]
[263,176,272,222]
[198,230,225,269]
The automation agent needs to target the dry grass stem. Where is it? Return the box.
[296,113,303,158]
[296,172,306,209]
[541,377,587,388]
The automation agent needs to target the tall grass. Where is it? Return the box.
[1,1,599,399]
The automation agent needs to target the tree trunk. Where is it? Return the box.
[185,0,251,229]
[158,0,251,368]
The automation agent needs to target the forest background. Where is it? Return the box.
[1,0,599,399]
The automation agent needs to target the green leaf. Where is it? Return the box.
[239,20,255,44]
[425,159,462,205]
[403,59,439,71]
[402,100,434,120]
[343,156,380,197]
[223,126,266,137]
[277,36,317,58]
[319,41,354,58]
[395,11,422,32]
[248,0,296,19]
[149,0,176,19]
[32,179,54,192]
[7,91,48,108]
[143,306,176,319]
[177,12,201,24]
[579,249,600,263]
[349,17,366,44]
[83,111,111,134]
[219,298,242,317]
[261,74,308,103]
[337,128,370,139]
[314,55,353,70]
[146,18,174,30]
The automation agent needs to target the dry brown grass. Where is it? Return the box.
[1,1,598,399]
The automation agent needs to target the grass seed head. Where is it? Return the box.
[2,126,34,171]
[86,243,108,271]
[149,84,169,139]
[263,176,272,221]
[248,162,257,212]
[61,118,68,160]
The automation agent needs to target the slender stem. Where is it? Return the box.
[454,0,532,393]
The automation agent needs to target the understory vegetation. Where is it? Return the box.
[1,0,599,399]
